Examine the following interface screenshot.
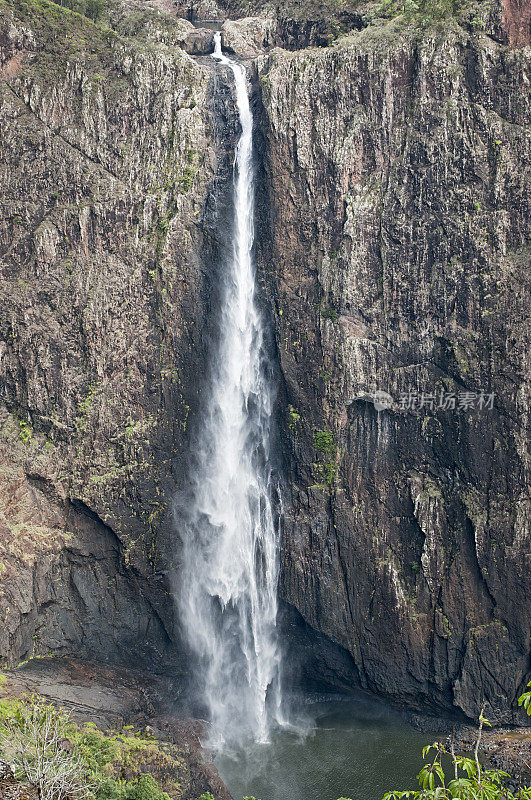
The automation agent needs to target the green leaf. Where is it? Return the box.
[517,683,531,716]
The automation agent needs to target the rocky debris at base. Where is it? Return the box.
[0,781,39,800]
[0,761,38,800]
[0,658,233,800]
[454,726,531,779]
[0,763,14,781]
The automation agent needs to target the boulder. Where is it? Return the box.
[222,16,277,57]
[182,26,215,55]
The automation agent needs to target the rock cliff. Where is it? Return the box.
[255,1,530,723]
[0,0,529,728]
[0,0,237,672]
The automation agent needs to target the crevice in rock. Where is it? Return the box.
[3,80,125,186]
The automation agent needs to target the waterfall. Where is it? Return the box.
[177,31,282,749]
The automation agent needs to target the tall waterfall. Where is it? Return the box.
[178,32,282,748]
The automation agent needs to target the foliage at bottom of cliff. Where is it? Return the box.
[0,689,183,800]
[1,684,530,800]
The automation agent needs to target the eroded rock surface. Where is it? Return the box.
[255,4,530,723]
[0,0,239,673]
[222,16,276,56]
[0,0,529,729]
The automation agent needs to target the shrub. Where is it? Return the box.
[518,681,531,715]
[84,0,105,19]
[96,775,171,800]
[0,697,176,800]
[320,305,338,322]
[17,418,33,444]
[312,430,338,489]
[96,777,129,800]
[126,774,171,800]
[364,0,463,25]
[59,0,106,20]
[287,405,301,430]
[74,726,118,773]
[0,698,92,800]
[380,697,531,800]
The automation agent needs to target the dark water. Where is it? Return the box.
[216,695,432,800]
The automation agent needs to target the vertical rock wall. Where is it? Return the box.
[0,0,529,727]
[256,6,530,722]
[0,0,226,670]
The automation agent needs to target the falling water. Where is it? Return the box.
[177,32,282,749]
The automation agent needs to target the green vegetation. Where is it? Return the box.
[97,774,171,800]
[76,382,100,435]
[0,0,120,91]
[362,0,476,26]
[238,687,531,800]
[1,687,530,800]
[178,166,195,194]
[287,405,301,430]
[320,305,339,323]
[312,429,338,489]
[313,429,335,453]
[0,695,178,800]
[177,149,198,194]
[43,0,106,22]
[16,417,33,444]
[381,739,531,798]
[225,0,481,51]
[5,0,109,25]
[379,688,531,800]
[518,682,531,715]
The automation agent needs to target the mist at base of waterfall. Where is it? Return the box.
[215,693,431,800]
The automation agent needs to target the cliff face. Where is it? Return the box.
[0,0,529,727]
[255,5,530,722]
[0,0,235,670]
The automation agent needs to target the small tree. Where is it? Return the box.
[0,698,92,800]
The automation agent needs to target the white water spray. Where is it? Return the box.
[178,31,282,748]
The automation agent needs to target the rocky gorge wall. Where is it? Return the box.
[254,2,530,723]
[0,0,529,729]
[0,0,240,673]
